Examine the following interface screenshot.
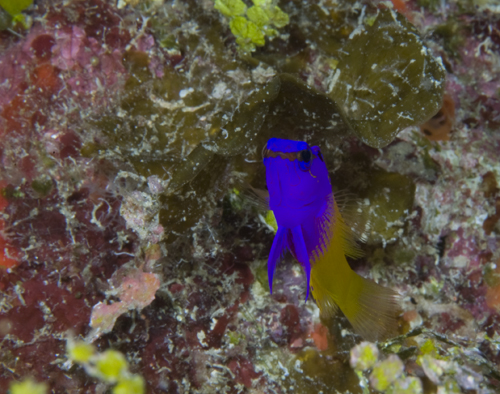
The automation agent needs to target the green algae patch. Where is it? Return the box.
[215,0,289,53]
[288,347,360,394]
[215,0,246,18]
[350,341,380,371]
[113,375,146,394]
[31,175,53,197]
[361,171,415,245]
[0,0,32,28]
[9,379,48,394]
[389,376,423,394]
[369,354,404,391]
[0,0,32,16]
[66,338,145,394]
[264,210,277,233]
[254,260,270,292]
[67,341,95,363]
[419,338,439,358]
[95,350,128,383]
[328,9,445,148]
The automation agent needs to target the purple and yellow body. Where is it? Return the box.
[263,138,400,341]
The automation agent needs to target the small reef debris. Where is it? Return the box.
[420,94,455,141]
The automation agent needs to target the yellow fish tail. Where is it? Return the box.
[311,209,400,342]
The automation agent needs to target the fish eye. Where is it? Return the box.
[297,149,312,171]
[298,149,311,163]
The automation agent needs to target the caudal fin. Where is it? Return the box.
[342,274,401,341]
[310,197,401,341]
[312,263,401,342]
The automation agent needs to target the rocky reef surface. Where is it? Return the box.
[0,0,500,393]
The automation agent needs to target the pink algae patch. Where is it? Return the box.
[118,272,160,306]
[89,271,160,341]
[89,302,125,335]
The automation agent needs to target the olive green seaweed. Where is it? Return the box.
[164,9,445,201]
[86,1,444,243]
[360,171,416,245]
[165,73,346,194]
[328,9,446,148]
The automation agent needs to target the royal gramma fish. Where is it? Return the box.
[263,137,401,341]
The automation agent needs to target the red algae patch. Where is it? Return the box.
[228,356,262,388]
[279,304,305,347]
[31,63,60,93]
[0,232,19,268]
[31,34,56,61]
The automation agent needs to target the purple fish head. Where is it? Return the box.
[263,138,333,299]
[263,138,331,228]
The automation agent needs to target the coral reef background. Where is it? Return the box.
[1,0,500,393]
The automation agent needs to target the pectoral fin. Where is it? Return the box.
[291,225,311,300]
